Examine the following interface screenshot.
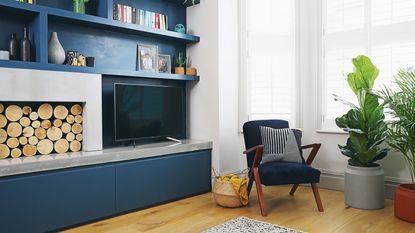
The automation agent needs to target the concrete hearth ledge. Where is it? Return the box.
[0,140,212,178]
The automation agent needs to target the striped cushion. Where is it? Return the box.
[259,126,303,164]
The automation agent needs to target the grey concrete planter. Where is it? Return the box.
[344,164,385,210]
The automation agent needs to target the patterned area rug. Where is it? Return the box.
[201,216,306,233]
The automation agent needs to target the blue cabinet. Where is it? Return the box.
[0,165,116,233]
[0,149,211,233]
[116,150,212,213]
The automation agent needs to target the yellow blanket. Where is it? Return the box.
[217,174,249,205]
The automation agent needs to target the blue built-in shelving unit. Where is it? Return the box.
[0,0,200,81]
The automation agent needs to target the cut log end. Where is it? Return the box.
[22,106,32,115]
[31,120,41,129]
[38,104,53,120]
[35,127,47,140]
[55,139,69,154]
[6,138,19,148]
[0,129,7,144]
[54,105,69,120]
[53,119,63,127]
[7,122,22,138]
[23,127,34,137]
[70,104,83,115]
[66,132,75,142]
[0,114,7,128]
[41,120,51,129]
[29,112,39,121]
[5,105,23,122]
[0,104,4,114]
[0,144,10,159]
[72,123,83,134]
[47,127,63,141]
[37,139,53,155]
[23,145,37,157]
[11,148,22,158]
[70,140,82,152]
[19,137,28,145]
[28,136,39,146]
[19,117,31,127]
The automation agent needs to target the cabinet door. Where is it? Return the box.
[0,165,116,233]
[116,150,211,213]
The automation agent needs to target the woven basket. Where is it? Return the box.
[212,178,244,208]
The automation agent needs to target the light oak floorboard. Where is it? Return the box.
[63,186,415,233]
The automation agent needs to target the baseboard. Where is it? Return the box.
[318,169,411,200]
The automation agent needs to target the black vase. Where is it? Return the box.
[21,27,31,62]
[9,33,19,60]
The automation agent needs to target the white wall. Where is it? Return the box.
[187,0,245,174]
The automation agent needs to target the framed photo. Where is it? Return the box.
[138,44,158,72]
[158,54,171,73]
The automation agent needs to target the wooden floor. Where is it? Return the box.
[64,186,415,233]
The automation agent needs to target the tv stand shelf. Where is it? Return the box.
[0,140,212,233]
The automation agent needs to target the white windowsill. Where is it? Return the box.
[316,129,348,135]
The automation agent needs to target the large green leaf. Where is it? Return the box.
[347,55,379,94]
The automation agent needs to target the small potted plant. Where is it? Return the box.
[186,57,197,76]
[73,0,89,14]
[175,52,185,75]
[334,55,389,210]
[380,69,415,222]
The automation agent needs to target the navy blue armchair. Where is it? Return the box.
[243,120,324,216]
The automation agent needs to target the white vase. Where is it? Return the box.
[48,32,65,64]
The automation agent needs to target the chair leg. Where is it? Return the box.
[289,184,299,195]
[311,183,324,212]
[247,174,254,197]
[253,167,267,216]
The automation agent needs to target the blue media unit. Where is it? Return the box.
[0,0,200,81]
[0,149,212,233]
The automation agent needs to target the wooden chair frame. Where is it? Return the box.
[243,143,324,216]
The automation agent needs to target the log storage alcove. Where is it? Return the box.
[0,103,83,159]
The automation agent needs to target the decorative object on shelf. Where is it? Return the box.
[379,69,415,222]
[0,102,83,159]
[48,32,66,64]
[73,0,89,14]
[16,0,36,4]
[21,27,31,62]
[334,55,389,210]
[77,55,86,66]
[175,52,186,74]
[158,54,171,73]
[138,44,158,72]
[86,57,95,67]
[0,51,10,60]
[9,33,19,60]
[65,51,78,65]
[186,56,197,76]
[174,24,186,33]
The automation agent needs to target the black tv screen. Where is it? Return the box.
[114,83,185,141]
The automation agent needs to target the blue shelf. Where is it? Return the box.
[0,60,200,81]
[0,1,200,44]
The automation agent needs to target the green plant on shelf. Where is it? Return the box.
[176,53,186,67]
[183,0,196,6]
[73,0,89,14]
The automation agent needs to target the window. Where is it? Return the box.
[321,0,415,130]
[239,0,297,128]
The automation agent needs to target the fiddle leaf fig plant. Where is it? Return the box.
[334,55,389,167]
[380,69,415,183]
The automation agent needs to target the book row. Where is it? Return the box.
[113,4,168,31]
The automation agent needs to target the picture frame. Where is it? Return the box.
[137,44,158,72]
[158,54,171,73]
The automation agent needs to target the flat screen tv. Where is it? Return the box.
[114,83,185,142]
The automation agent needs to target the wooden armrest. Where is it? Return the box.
[301,143,321,165]
[243,145,264,168]
[243,145,264,154]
